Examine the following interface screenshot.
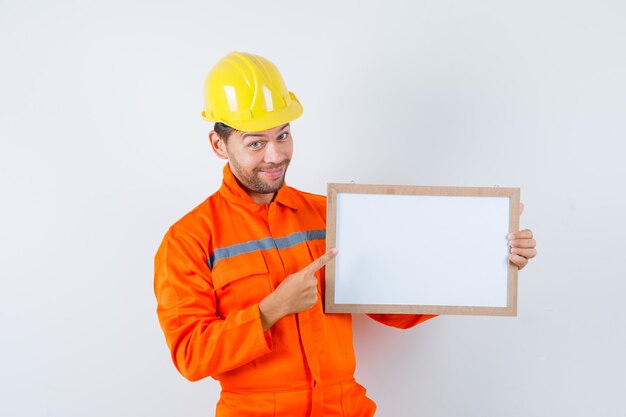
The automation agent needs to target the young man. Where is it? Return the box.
[154,52,537,417]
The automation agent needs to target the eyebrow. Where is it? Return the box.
[242,123,289,139]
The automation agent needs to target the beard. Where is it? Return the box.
[229,157,291,195]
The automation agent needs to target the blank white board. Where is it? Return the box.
[325,183,520,316]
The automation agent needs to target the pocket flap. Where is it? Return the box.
[211,251,269,290]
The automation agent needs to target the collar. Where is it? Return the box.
[219,163,299,210]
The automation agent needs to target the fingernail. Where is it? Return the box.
[508,233,515,240]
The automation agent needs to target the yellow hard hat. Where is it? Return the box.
[201,52,303,132]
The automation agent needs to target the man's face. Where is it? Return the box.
[222,123,293,200]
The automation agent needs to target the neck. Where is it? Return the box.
[248,191,276,205]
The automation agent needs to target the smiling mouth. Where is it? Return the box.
[257,163,287,179]
[259,167,284,179]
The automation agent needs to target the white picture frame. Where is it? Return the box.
[325,183,520,316]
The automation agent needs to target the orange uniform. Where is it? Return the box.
[154,164,434,416]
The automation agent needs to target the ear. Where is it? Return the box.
[209,130,228,160]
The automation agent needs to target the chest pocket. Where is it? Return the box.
[212,251,271,316]
[305,239,325,261]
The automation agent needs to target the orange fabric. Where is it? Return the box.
[217,379,375,417]
[154,164,435,416]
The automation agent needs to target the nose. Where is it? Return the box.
[263,142,282,164]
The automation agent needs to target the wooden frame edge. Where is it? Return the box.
[324,183,520,316]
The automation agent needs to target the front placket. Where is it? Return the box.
[268,202,325,417]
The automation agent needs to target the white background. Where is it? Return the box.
[1,1,625,416]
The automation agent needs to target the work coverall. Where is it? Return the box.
[154,164,434,417]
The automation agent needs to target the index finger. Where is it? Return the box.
[304,248,338,274]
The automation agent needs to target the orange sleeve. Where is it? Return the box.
[366,313,437,329]
[154,227,273,381]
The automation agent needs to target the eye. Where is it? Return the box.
[278,132,289,141]
[248,141,264,150]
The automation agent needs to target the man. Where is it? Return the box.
[154,52,537,417]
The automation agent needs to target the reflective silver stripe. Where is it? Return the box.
[208,229,326,269]
[274,229,326,249]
